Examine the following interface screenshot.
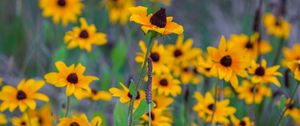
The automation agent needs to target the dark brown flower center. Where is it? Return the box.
[207,103,215,111]
[245,41,254,49]
[91,89,97,95]
[255,66,265,76]
[21,121,26,126]
[70,122,80,126]
[287,104,294,110]
[150,52,160,62]
[146,112,155,121]
[239,121,246,126]
[16,90,27,100]
[174,49,183,57]
[57,0,66,7]
[150,8,167,28]
[183,67,189,72]
[250,87,258,93]
[67,73,78,84]
[193,67,199,74]
[275,19,281,26]
[220,55,232,67]
[127,91,140,100]
[38,117,43,124]
[205,67,211,71]
[159,78,168,86]
[79,30,89,39]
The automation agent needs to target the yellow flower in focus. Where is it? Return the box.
[0,113,7,125]
[44,61,99,100]
[140,108,172,126]
[29,105,53,126]
[109,82,145,108]
[64,18,107,52]
[207,36,249,89]
[0,79,49,112]
[193,92,236,125]
[237,80,271,104]
[152,92,174,110]
[136,40,171,74]
[58,114,102,126]
[39,0,83,26]
[263,13,291,39]
[104,0,135,25]
[228,33,271,60]
[130,6,183,35]
[150,0,172,6]
[282,43,300,67]
[12,113,39,126]
[173,61,202,85]
[248,59,282,87]
[197,54,215,78]
[230,115,254,126]
[152,74,181,97]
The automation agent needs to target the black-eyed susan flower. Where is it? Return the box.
[287,60,300,81]
[29,105,53,126]
[284,104,300,122]
[0,79,49,112]
[152,74,181,97]
[152,93,174,110]
[193,92,236,125]
[39,0,83,26]
[0,113,7,125]
[173,61,202,85]
[109,82,145,108]
[230,115,254,126]
[197,54,215,78]
[136,40,171,74]
[12,114,39,126]
[88,89,112,101]
[263,13,291,39]
[150,0,172,6]
[44,61,99,100]
[282,43,300,67]
[228,33,271,60]
[248,59,282,86]
[237,80,271,104]
[129,6,183,35]
[207,36,249,89]
[140,108,172,126]
[64,18,107,52]
[58,114,102,126]
[104,0,135,25]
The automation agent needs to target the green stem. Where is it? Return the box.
[251,84,257,125]
[272,38,284,65]
[210,79,220,125]
[276,82,299,126]
[26,109,32,126]
[65,96,71,117]
[148,103,152,126]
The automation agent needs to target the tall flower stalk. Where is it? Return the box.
[146,57,153,126]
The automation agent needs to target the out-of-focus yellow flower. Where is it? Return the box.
[44,61,99,100]
[109,82,145,108]
[89,89,112,101]
[197,54,215,78]
[230,115,254,126]
[150,0,172,6]
[130,6,183,35]
[207,36,249,89]
[64,18,107,52]
[0,113,7,125]
[248,59,282,87]
[39,0,83,26]
[193,92,236,125]
[0,79,49,112]
[210,86,232,98]
[237,80,271,104]
[57,114,102,126]
[12,113,39,126]
[152,93,174,110]
[136,40,171,74]
[287,60,300,81]
[228,33,271,61]
[29,105,53,126]
[263,13,291,39]
[152,74,181,97]
[285,104,300,121]
[140,108,172,126]
[104,0,135,25]
[173,61,202,85]
[282,43,300,67]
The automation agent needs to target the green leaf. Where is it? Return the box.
[111,40,128,73]
[52,45,67,62]
[279,96,287,110]
[129,81,137,98]
[133,100,154,122]
[113,102,127,126]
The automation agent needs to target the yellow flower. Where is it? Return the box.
[136,40,171,74]
[193,92,236,125]
[64,18,107,52]
[263,13,291,39]
[197,54,215,78]
[29,105,53,126]
[0,79,49,112]
[88,89,113,101]
[104,0,135,25]
[150,0,172,6]
[207,36,249,89]
[109,82,145,108]
[230,115,254,126]
[129,6,183,35]
[12,113,39,126]
[39,0,83,26]
[173,61,202,85]
[210,86,233,98]
[228,33,271,60]
[237,80,271,104]
[152,74,181,97]
[285,104,300,122]
[248,59,282,86]
[282,43,300,67]
[0,113,7,125]
[58,114,102,126]
[152,93,174,110]
[140,108,172,126]
[287,60,300,81]
[44,61,99,100]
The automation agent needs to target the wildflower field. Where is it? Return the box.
[1,0,300,126]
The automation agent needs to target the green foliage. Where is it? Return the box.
[113,102,128,126]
